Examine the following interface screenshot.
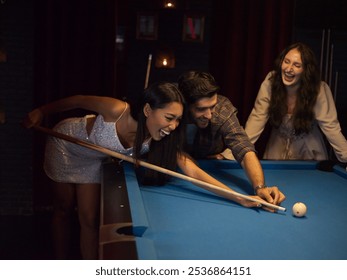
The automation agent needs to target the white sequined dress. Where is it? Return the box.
[44,112,150,184]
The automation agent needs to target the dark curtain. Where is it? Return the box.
[210,0,295,125]
[32,0,118,210]
[34,0,118,104]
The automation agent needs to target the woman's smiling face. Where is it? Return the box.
[144,101,183,141]
[281,48,304,88]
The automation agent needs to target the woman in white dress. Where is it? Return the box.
[245,42,347,163]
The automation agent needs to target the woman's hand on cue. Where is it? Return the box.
[22,108,43,128]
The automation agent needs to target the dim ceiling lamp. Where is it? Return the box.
[163,0,176,9]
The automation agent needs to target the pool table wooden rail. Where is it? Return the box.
[99,160,138,260]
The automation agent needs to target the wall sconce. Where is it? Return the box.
[163,0,177,9]
[155,50,175,68]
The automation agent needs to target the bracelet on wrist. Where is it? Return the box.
[254,184,267,194]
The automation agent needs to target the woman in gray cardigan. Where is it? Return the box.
[245,42,347,163]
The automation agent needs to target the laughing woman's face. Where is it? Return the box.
[281,48,304,88]
[144,101,183,141]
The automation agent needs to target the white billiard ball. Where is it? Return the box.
[292,202,307,217]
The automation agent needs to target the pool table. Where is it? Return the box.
[99,159,347,260]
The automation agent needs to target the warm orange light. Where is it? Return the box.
[155,45,175,68]
[155,53,175,69]
[164,1,176,8]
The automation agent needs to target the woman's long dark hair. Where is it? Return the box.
[129,82,186,185]
[269,42,321,135]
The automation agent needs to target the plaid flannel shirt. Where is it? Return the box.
[185,95,255,163]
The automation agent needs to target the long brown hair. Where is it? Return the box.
[269,42,321,135]
[130,82,186,185]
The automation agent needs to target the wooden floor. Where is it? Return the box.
[0,212,80,260]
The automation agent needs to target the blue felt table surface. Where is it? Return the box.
[123,160,347,260]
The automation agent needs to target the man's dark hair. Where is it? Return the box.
[177,71,220,104]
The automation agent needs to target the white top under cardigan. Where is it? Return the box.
[245,72,347,163]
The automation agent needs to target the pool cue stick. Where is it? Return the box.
[144,54,152,89]
[33,125,286,212]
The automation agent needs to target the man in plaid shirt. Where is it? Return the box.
[178,71,285,207]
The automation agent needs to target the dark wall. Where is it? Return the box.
[294,0,347,29]
[0,0,34,215]
[292,0,347,146]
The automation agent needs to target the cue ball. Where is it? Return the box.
[292,202,307,217]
